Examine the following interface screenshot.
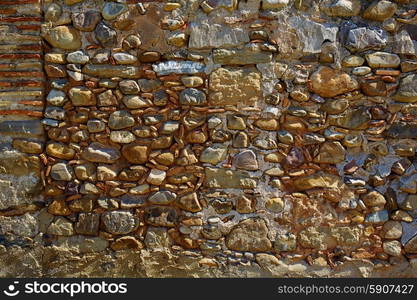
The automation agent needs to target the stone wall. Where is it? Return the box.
[1,0,417,277]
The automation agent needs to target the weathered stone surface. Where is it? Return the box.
[148,191,177,205]
[387,122,417,138]
[344,24,388,52]
[102,2,127,20]
[329,107,371,129]
[121,144,148,164]
[176,193,202,212]
[274,233,297,252]
[46,142,75,160]
[226,218,272,252]
[0,120,43,138]
[71,11,101,31]
[293,173,342,190]
[111,236,143,251]
[47,217,73,236]
[179,88,207,106]
[381,221,402,239]
[94,22,117,47]
[152,61,206,76]
[393,75,417,103]
[53,236,108,253]
[309,67,359,98]
[363,0,397,21]
[321,0,361,17]
[209,67,261,105]
[110,131,135,144]
[0,214,38,237]
[50,163,74,181]
[204,167,257,188]
[145,206,177,227]
[200,145,228,165]
[404,235,417,253]
[82,65,142,78]
[109,111,135,130]
[365,52,400,68]
[188,22,249,49]
[101,211,138,235]
[42,26,81,50]
[68,87,96,106]
[363,191,386,206]
[213,47,272,65]
[81,142,121,163]
[233,150,258,170]
[313,141,346,164]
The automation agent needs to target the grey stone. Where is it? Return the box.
[67,50,89,64]
[102,2,128,20]
[94,22,117,47]
[188,22,249,49]
[50,163,74,181]
[153,90,168,106]
[101,211,138,235]
[109,111,135,130]
[119,80,140,94]
[179,88,207,106]
[152,61,206,76]
[75,213,100,235]
[0,213,38,237]
[113,52,137,64]
[148,191,177,205]
[387,122,417,138]
[47,89,67,106]
[365,210,389,223]
[71,11,101,32]
[289,16,339,55]
[87,119,105,133]
[393,74,417,103]
[110,131,136,144]
[81,142,121,163]
[343,23,388,52]
[200,145,228,165]
[233,150,258,171]
[0,120,44,137]
[83,64,141,78]
[44,106,65,120]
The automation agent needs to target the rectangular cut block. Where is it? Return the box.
[204,167,257,189]
[82,65,142,78]
[209,67,261,106]
[188,22,249,49]
[0,120,44,137]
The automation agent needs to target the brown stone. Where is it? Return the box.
[309,67,359,98]
[46,142,75,160]
[121,144,148,164]
[226,218,272,252]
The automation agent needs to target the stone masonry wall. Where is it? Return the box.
[1,0,417,277]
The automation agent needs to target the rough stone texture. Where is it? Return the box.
[209,67,261,106]
[1,0,417,278]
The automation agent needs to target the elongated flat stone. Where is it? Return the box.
[152,61,206,76]
[82,64,142,78]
